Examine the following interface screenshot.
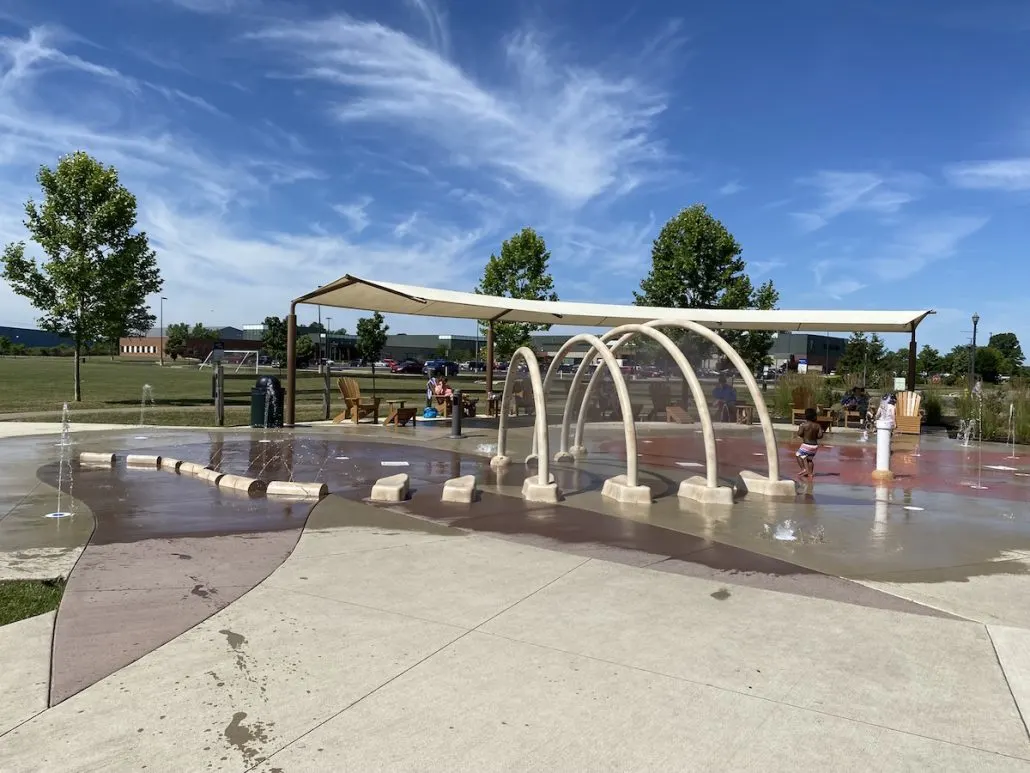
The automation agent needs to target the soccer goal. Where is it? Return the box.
[198,349,260,373]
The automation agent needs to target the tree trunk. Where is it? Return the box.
[73,337,82,402]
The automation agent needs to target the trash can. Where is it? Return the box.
[251,375,284,428]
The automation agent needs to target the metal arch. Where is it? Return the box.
[561,324,718,489]
[491,346,551,486]
[539,334,641,486]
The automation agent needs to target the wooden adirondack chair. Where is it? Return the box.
[791,386,815,424]
[334,377,381,424]
[895,391,923,435]
[647,382,671,420]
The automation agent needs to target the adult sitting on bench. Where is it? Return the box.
[711,376,737,422]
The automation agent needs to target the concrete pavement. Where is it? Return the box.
[1,421,1030,770]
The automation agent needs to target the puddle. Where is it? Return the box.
[381,461,410,467]
[984,465,1017,471]
[676,461,703,468]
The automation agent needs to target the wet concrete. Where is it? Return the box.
[6,425,1030,705]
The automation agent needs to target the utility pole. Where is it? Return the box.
[159,296,167,366]
[969,312,980,388]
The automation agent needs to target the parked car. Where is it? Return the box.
[462,361,487,372]
[423,359,460,377]
[391,359,424,374]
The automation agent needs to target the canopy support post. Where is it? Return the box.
[285,304,297,427]
[486,320,495,396]
[907,329,917,392]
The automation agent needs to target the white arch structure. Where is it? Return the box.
[549,324,718,489]
[493,336,652,504]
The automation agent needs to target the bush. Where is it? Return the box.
[923,388,942,425]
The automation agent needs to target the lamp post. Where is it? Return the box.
[159,296,167,365]
[970,312,980,387]
[326,316,333,362]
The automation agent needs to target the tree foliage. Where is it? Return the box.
[165,322,189,360]
[988,332,1024,374]
[836,333,888,381]
[261,316,287,365]
[916,344,941,375]
[1,152,162,401]
[476,227,558,361]
[356,311,390,396]
[0,336,10,356]
[295,334,315,364]
[634,204,780,372]
[189,323,218,340]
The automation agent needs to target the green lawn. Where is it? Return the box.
[0,578,65,627]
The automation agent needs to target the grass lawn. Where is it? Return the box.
[0,578,65,627]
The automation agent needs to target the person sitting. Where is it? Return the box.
[433,374,454,406]
[711,376,738,421]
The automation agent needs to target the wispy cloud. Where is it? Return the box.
[0,23,493,332]
[811,215,988,299]
[792,170,924,232]
[406,0,450,54]
[944,158,1030,191]
[247,16,671,206]
[332,197,373,233]
[748,259,784,277]
[718,180,744,196]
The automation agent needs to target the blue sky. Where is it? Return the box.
[0,0,1027,353]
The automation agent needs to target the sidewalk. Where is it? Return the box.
[2,495,1028,771]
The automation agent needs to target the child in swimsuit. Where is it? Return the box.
[796,407,825,479]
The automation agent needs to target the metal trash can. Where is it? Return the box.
[251,375,284,428]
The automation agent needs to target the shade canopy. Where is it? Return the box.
[294,275,934,333]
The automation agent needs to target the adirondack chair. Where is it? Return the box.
[334,377,380,424]
[895,391,923,435]
[647,381,671,420]
[511,379,534,416]
[791,386,815,424]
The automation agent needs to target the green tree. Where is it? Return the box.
[916,344,941,376]
[883,347,909,376]
[261,316,287,366]
[295,335,315,365]
[190,323,217,340]
[1,152,162,401]
[988,332,1024,374]
[634,204,779,371]
[356,311,390,396]
[0,336,9,356]
[475,227,558,360]
[836,333,869,376]
[165,322,189,361]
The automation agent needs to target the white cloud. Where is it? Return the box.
[332,197,373,233]
[718,180,744,196]
[792,170,923,232]
[0,24,493,333]
[944,158,1030,191]
[748,259,785,277]
[810,215,988,299]
[247,17,671,206]
[405,0,450,54]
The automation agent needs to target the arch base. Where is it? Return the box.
[522,477,561,503]
[678,476,735,506]
[569,446,587,459]
[602,475,652,505]
[490,455,511,469]
[553,450,575,463]
[739,470,798,498]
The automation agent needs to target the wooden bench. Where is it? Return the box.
[666,405,690,424]
[735,404,754,425]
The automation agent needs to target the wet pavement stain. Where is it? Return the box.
[223,711,273,763]
[171,553,192,560]
[710,588,731,601]
[190,577,218,600]
[220,629,246,650]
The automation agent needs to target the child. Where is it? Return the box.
[795,407,824,479]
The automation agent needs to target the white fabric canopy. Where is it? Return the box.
[294,275,933,333]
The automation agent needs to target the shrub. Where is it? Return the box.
[923,388,943,425]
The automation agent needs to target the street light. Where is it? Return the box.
[159,296,167,366]
[970,312,980,387]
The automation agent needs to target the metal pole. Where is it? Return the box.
[322,366,331,420]
[159,296,166,366]
[326,316,333,362]
[215,361,224,427]
[285,306,297,427]
[486,321,495,395]
[970,313,979,387]
[449,389,463,438]
[906,329,917,392]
